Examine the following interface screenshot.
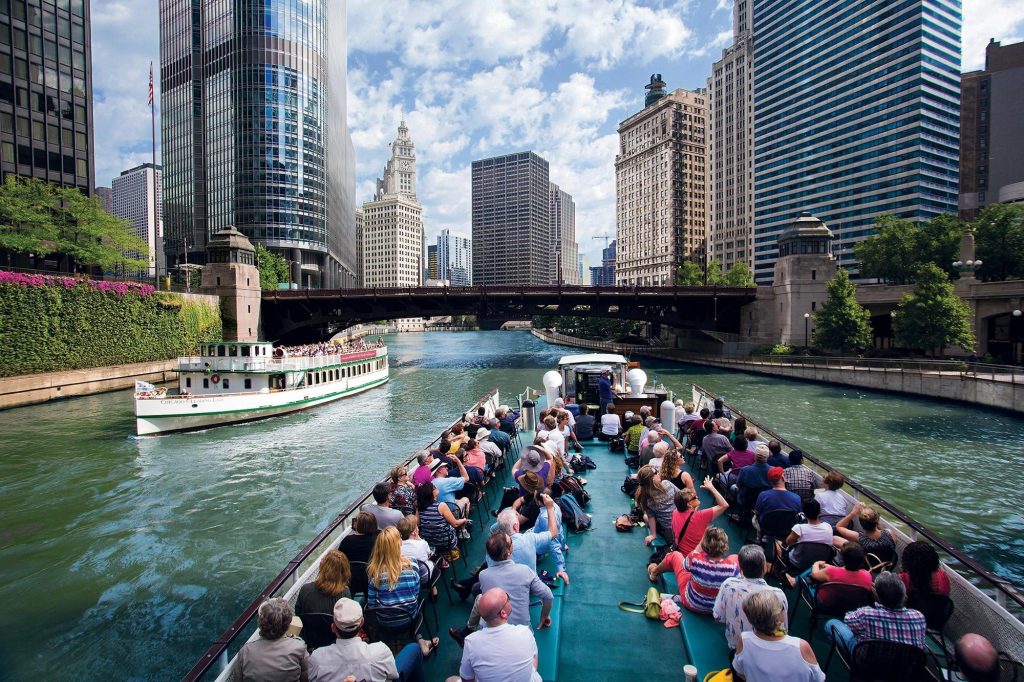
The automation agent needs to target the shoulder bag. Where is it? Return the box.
[618,586,662,619]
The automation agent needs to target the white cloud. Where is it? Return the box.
[963,1,1024,70]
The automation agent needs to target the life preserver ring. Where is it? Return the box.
[211,374,221,384]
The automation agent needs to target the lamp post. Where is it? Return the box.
[952,258,983,277]
[804,312,810,348]
[1013,309,1022,365]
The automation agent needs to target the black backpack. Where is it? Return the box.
[610,437,625,453]
[557,476,591,506]
[621,475,639,498]
[558,494,592,532]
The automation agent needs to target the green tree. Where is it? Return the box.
[54,186,148,271]
[254,243,289,290]
[855,215,924,284]
[918,213,963,280]
[812,269,872,352]
[893,264,975,355]
[974,204,1024,281]
[705,259,726,285]
[723,262,755,287]
[0,175,59,258]
[676,260,704,285]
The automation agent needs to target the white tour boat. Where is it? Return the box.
[134,339,389,435]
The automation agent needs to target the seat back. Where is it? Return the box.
[759,510,798,539]
[866,546,897,574]
[997,652,1023,682]
[906,591,954,632]
[814,582,873,618]
[348,560,369,596]
[739,485,770,511]
[789,542,835,573]
[850,639,926,681]
[363,603,421,643]
[298,612,337,651]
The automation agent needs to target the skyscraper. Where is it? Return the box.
[159,0,355,288]
[426,243,438,281]
[437,228,472,286]
[472,151,550,285]
[549,182,579,285]
[615,75,707,286]
[0,1,94,194]
[959,39,1024,220]
[590,239,617,285]
[707,0,754,273]
[112,163,162,276]
[751,0,961,283]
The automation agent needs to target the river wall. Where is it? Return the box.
[0,359,177,409]
[531,328,1024,415]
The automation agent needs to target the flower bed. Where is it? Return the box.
[0,270,155,297]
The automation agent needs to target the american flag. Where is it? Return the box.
[148,62,154,106]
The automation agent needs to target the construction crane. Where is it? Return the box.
[592,234,613,250]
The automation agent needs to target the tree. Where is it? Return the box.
[0,175,59,258]
[705,258,726,286]
[723,262,755,287]
[812,269,872,352]
[54,186,149,271]
[918,213,963,280]
[893,264,975,355]
[254,243,290,290]
[855,215,924,283]
[974,204,1024,282]
[676,260,704,285]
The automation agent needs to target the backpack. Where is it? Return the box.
[557,476,591,507]
[567,453,588,474]
[621,475,640,498]
[558,494,592,532]
[610,437,625,454]
[496,486,521,514]
[624,454,640,470]
[582,455,598,470]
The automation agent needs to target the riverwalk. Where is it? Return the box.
[531,328,1024,415]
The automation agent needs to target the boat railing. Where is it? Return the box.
[691,382,1024,660]
[182,387,504,682]
[176,349,385,374]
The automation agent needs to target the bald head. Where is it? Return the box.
[478,588,511,626]
[955,634,1000,682]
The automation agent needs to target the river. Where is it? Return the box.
[0,330,1021,680]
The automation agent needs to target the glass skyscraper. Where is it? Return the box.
[159,0,355,288]
[751,0,961,283]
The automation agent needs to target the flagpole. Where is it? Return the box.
[149,62,161,288]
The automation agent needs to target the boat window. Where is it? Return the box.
[244,378,252,389]
[218,345,226,357]
[241,346,250,357]
[185,377,191,388]
[307,372,312,384]
[222,378,230,389]
[229,346,238,357]
[203,378,209,388]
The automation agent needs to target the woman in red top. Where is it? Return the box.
[463,438,486,483]
[899,541,951,596]
[670,476,730,555]
[798,542,873,595]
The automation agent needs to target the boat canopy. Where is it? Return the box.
[557,353,628,367]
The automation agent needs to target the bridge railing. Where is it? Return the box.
[723,354,1022,385]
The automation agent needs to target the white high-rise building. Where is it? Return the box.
[112,163,162,276]
[550,183,579,285]
[437,229,472,286]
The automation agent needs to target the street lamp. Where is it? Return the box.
[1014,310,1023,365]
[804,312,810,348]
[952,259,983,275]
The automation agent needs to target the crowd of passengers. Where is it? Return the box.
[281,337,384,357]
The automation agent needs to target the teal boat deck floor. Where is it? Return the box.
[422,438,856,681]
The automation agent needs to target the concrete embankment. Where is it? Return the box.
[0,360,177,409]
[531,328,1024,415]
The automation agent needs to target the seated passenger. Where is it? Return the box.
[463,438,487,484]
[656,449,694,492]
[416,482,467,564]
[309,598,424,682]
[624,416,646,455]
[457,588,544,682]
[714,545,789,652]
[432,458,471,518]
[362,482,405,530]
[513,446,554,492]
[231,598,309,682]
[766,440,790,469]
[735,444,771,503]
[670,476,730,556]
[396,515,433,587]
[700,418,732,470]
[744,426,769,450]
[573,403,595,441]
[833,503,896,567]
[753,466,801,531]
[733,591,825,682]
[898,541,951,597]
[826,571,927,655]
[388,465,416,517]
[649,526,739,615]
[796,541,873,594]
[718,435,755,485]
[814,471,849,527]
[295,550,351,650]
[411,450,435,487]
[954,634,1002,682]
[635,464,681,546]
[339,512,380,595]
[475,428,503,471]
[677,401,702,434]
[598,403,622,441]
[486,418,512,454]
[365,527,439,657]
[782,450,823,503]
[779,498,834,574]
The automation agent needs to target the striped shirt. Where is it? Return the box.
[419,501,457,551]
[844,604,928,649]
[367,567,422,625]
[678,550,740,615]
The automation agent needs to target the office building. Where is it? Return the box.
[426,243,438,281]
[95,186,112,213]
[159,0,356,288]
[112,163,162,276]
[960,39,1024,220]
[707,0,754,272]
[437,228,471,286]
[472,151,551,285]
[0,1,94,194]
[549,182,579,284]
[615,75,707,286]
[354,207,364,286]
[751,0,961,283]
[360,121,423,289]
[590,239,616,285]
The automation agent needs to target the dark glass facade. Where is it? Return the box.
[0,0,93,195]
[159,0,355,288]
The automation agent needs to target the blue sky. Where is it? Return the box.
[92,0,1024,267]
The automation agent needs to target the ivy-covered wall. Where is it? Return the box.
[0,273,221,377]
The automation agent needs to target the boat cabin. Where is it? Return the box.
[556,353,669,419]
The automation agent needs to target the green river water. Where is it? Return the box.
[0,330,1021,680]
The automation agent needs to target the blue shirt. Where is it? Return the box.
[433,475,465,504]
[755,488,802,519]
[486,529,553,574]
[479,559,553,627]
[488,429,512,452]
[598,376,613,400]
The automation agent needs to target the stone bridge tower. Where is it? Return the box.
[201,227,261,341]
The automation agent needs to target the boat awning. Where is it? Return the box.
[557,353,628,367]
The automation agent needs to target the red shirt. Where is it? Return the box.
[899,571,951,596]
[671,508,715,555]
[464,447,486,470]
[822,565,874,591]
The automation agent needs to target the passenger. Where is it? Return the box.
[701,418,733,471]
[558,410,582,453]
[639,415,658,447]
[455,587,544,682]
[513,446,554,491]
[538,415,565,456]
[713,396,732,420]
[230,598,309,682]
[713,545,789,652]
[753,466,801,532]
[365,527,439,658]
[496,405,517,435]
[826,571,927,655]
[463,438,487,484]
[744,426,768,450]
[624,415,646,455]
[783,450,822,502]
[295,550,352,650]
[718,435,755,485]
[411,450,435,487]
[485,418,513,454]
[388,465,416,517]
[796,541,873,594]
[649,526,739,615]
[899,541,951,597]
[362,482,405,530]
[732,590,825,682]
[339,512,379,595]
[670,476,730,556]
[766,440,790,469]
[638,429,661,466]
[574,403,595,441]
[431,458,471,518]
[598,403,622,441]
[308,598,425,682]
[677,401,702,434]
[833,503,897,567]
[815,471,849,526]
[475,428,503,472]
[416,482,467,564]
[779,498,834,574]
[656,449,694,492]
[479,531,553,629]
[635,464,681,546]
[450,422,469,445]
[954,634,1001,682]
[396,515,433,587]
[735,444,771,504]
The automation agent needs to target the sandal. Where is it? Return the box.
[419,636,440,658]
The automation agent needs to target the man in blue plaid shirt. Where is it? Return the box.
[826,571,927,654]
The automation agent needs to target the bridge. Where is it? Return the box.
[260,285,758,343]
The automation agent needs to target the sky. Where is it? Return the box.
[92,1,1024,268]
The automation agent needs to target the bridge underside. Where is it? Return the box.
[261,287,756,344]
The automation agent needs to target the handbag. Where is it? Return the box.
[618,587,662,619]
[703,670,733,682]
[614,514,634,532]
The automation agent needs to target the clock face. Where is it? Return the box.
[401,161,411,169]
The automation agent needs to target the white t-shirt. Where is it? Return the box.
[600,413,621,435]
[733,632,825,682]
[815,490,848,518]
[459,623,541,682]
[546,428,566,455]
[791,522,833,545]
[401,538,433,571]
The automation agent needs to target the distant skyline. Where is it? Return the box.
[92,1,1024,266]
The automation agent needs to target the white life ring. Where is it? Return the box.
[211,374,221,384]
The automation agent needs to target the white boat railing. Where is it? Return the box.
[177,348,385,373]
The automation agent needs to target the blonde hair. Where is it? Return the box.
[367,526,412,591]
[659,450,681,480]
[316,549,351,597]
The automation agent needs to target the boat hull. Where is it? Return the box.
[135,373,388,436]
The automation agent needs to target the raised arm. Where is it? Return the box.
[452,457,470,483]
[834,502,863,541]
[660,428,682,451]
[701,476,731,519]
[718,453,730,474]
